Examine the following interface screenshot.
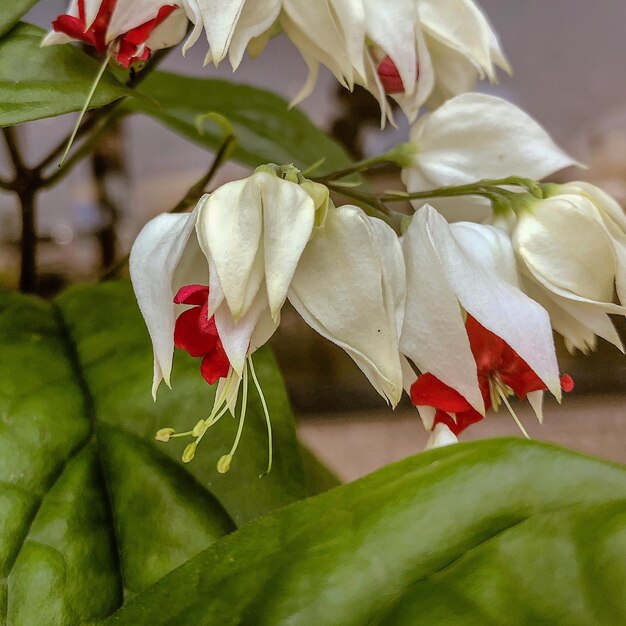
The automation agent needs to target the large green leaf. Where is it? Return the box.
[0,0,37,38]
[108,439,626,625]
[0,24,130,127]
[0,282,308,625]
[130,71,352,175]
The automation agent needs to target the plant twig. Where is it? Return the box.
[17,189,37,292]
[99,135,236,281]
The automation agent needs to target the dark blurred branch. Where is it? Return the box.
[2,128,40,292]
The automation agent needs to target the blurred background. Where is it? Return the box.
[2,0,624,478]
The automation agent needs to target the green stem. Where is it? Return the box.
[326,182,404,231]
[59,50,112,168]
[379,177,539,203]
[320,154,396,182]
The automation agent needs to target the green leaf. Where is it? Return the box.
[130,71,352,175]
[0,281,307,624]
[0,0,38,38]
[299,443,341,496]
[0,24,130,127]
[107,439,626,625]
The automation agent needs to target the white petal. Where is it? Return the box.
[41,31,74,46]
[419,0,499,79]
[514,196,616,303]
[527,390,544,423]
[197,177,263,320]
[180,0,204,54]
[407,93,579,189]
[390,24,435,122]
[214,287,274,376]
[426,423,458,449]
[82,0,101,31]
[363,0,418,94]
[521,275,598,354]
[129,207,201,398]
[401,208,483,412]
[107,0,169,41]
[410,206,562,399]
[281,2,354,88]
[289,206,404,405]
[450,222,520,287]
[227,0,281,69]
[196,0,246,64]
[422,35,479,108]
[261,174,315,321]
[329,0,366,79]
[143,8,188,52]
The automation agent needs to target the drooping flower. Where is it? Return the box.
[179,0,508,124]
[411,315,574,448]
[43,0,189,67]
[401,93,578,219]
[511,182,626,354]
[130,166,405,471]
[400,205,562,437]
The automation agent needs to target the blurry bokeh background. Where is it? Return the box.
[2,1,624,477]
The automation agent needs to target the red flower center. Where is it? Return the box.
[377,55,420,94]
[410,315,573,436]
[173,285,230,385]
[52,0,179,67]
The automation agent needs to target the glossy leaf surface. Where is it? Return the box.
[0,282,307,624]
[108,439,626,625]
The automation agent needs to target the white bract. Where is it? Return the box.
[512,182,626,353]
[400,205,560,423]
[130,169,405,406]
[401,93,578,220]
[178,0,508,123]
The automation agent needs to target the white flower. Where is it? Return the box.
[181,0,281,67]
[130,167,405,399]
[417,0,510,108]
[401,93,578,213]
[400,204,561,425]
[130,168,405,468]
[42,0,188,67]
[512,182,626,353]
[180,0,508,123]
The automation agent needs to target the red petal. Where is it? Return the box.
[53,15,96,45]
[377,56,405,94]
[466,316,507,376]
[560,374,574,393]
[174,284,209,306]
[433,408,484,436]
[174,307,217,357]
[121,5,177,46]
[200,344,230,384]
[410,373,475,413]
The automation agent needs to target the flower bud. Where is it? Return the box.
[512,182,626,352]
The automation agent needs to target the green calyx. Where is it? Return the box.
[255,163,332,230]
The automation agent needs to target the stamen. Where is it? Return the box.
[155,427,175,442]
[248,355,273,477]
[59,49,112,167]
[219,365,249,473]
[499,391,531,439]
[182,441,197,463]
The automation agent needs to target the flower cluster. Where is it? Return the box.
[55,1,621,471]
[46,0,508,122]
